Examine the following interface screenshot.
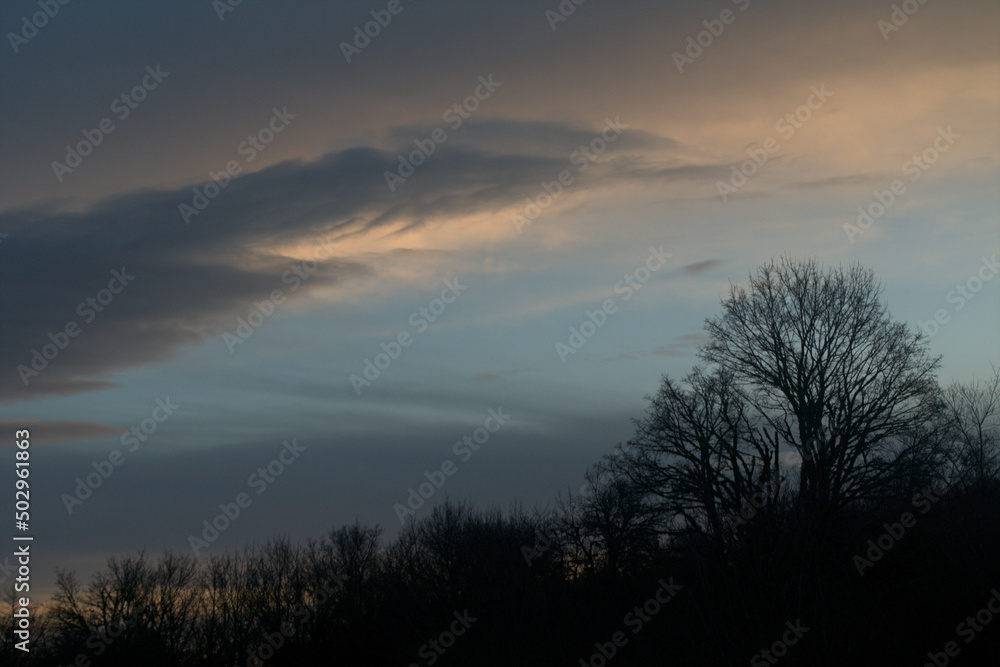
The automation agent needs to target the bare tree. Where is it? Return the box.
[553,466,660,575]
[942,366,1000,486]
[700,257,941,514]
[607,367,782,544]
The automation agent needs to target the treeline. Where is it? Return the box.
[5,258,1000,665]
[4,473,999,665]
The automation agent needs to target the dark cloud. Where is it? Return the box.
[1,119,697,402]
[681,259,723,274]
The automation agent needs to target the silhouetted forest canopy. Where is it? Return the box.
[6,258,999,665]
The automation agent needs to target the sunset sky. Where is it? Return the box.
[1,0,998,598]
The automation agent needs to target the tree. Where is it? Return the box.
[941,366,1000,486]
[699,257,942,514]
[606,367,782,544]
[553,466,661,575]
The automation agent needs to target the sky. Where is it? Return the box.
[1,0,998,600]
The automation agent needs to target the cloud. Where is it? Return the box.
[392,118,680,158]
[609,334,710,362]
[473,368,536,381]
[792,174,882,189]
[0,419,120,446]
[681,260,723,274]
[0,119,698,403]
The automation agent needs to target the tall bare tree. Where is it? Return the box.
[700,257,941,514]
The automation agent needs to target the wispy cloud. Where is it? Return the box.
[681,260,724,274]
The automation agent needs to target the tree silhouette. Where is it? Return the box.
[942,366,1000,486]
[700,257,942,515]
[605,367,782,546]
